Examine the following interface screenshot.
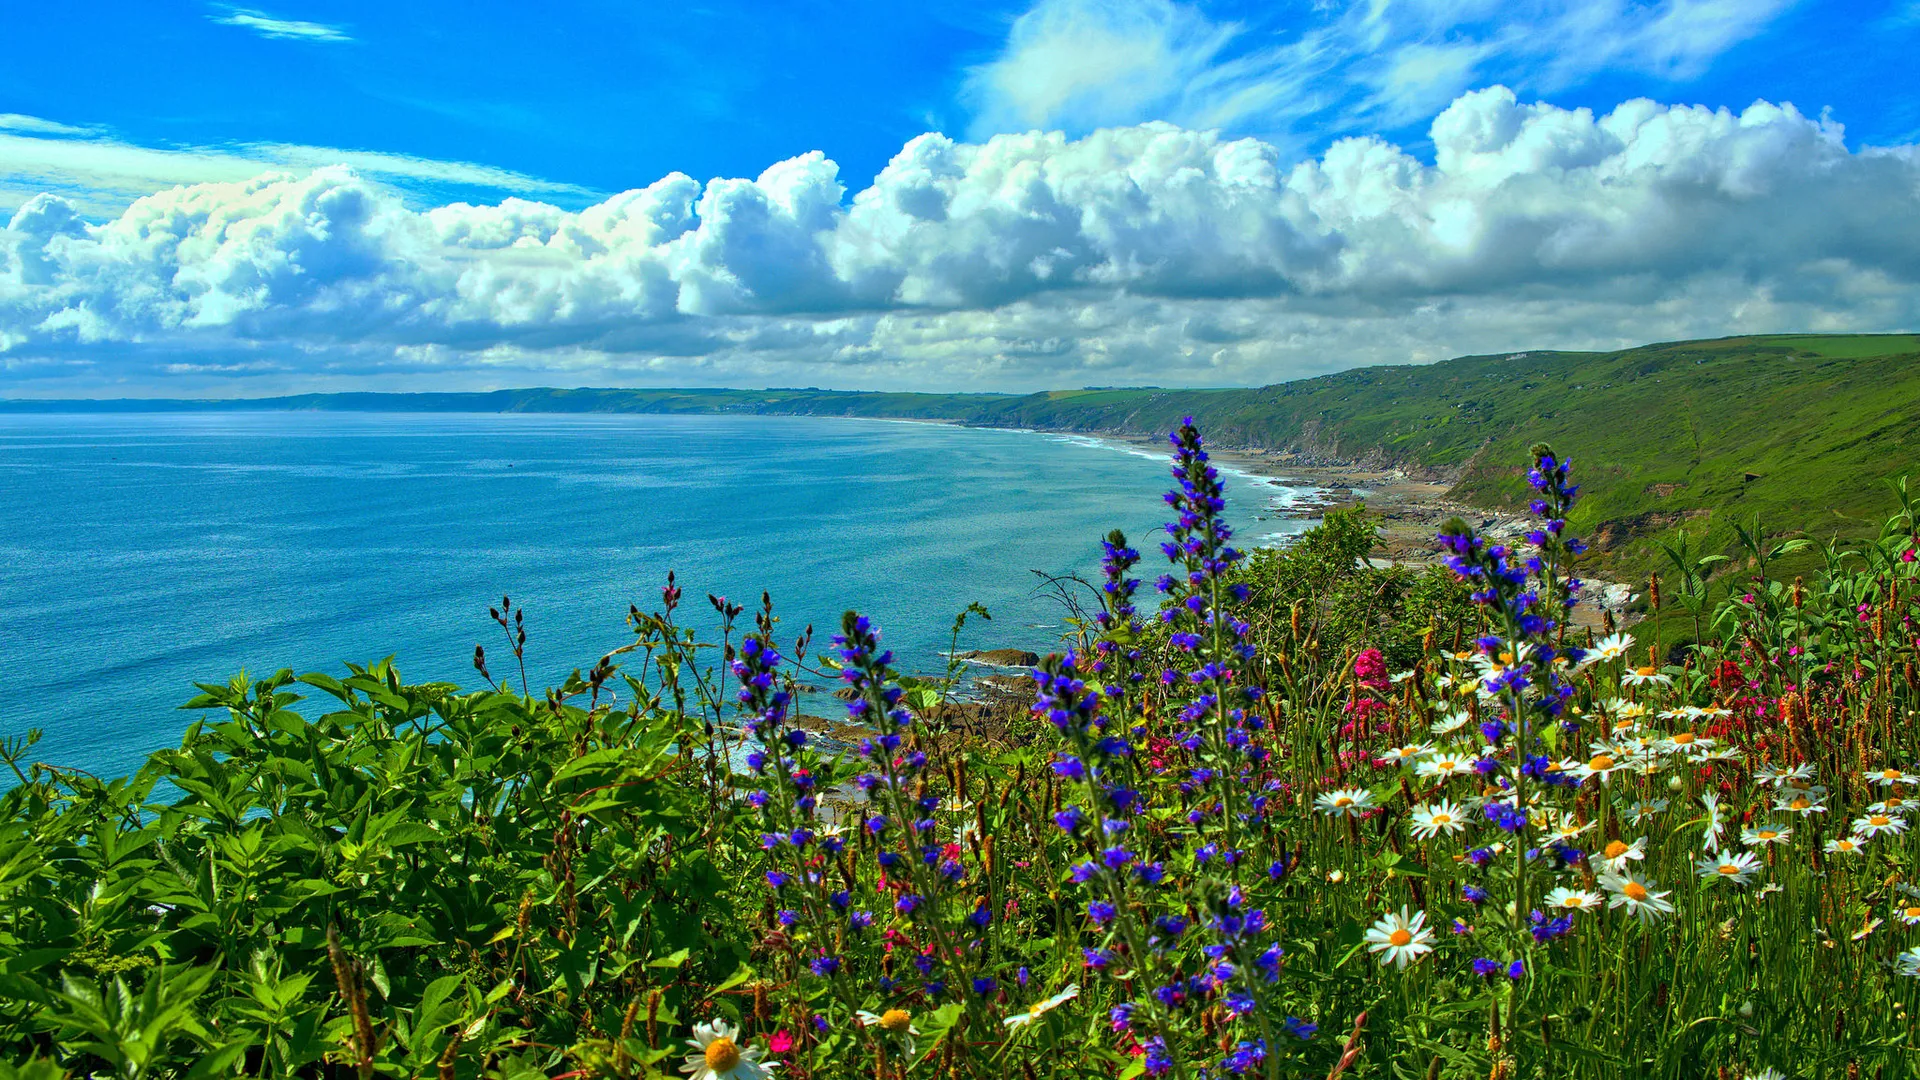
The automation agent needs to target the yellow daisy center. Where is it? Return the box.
[1333,796,1353,807]
[1717,864,1740,875]
[1388,928,1413,947]
[1757,830,1778,840]
[1635,666,1656,676]
[705,1038,742,1072]
[1790,797,1810,810]
[1671,733,1695,745]
[1588,754,1616,771]
[1836,840,1857,851]
[880,1009,912,1034]
[1432,813,1452,825]
[1883,769,1902,779]
[1871,815,1892,827]
[1905,907,1920,919]
[1562,897,1585,908]
[1604,840,1630,859]
[1623,882,1649,901]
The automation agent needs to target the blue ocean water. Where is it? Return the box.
[0,411,1312,781]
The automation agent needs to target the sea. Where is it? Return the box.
[0,411,1317,782]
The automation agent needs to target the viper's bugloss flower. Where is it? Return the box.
[1528,910,1574,942]
[1142,1037,1173,1076]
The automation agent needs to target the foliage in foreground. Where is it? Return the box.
[3,426,1920,1080]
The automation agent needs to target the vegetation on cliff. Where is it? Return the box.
[3,423,1919,1079]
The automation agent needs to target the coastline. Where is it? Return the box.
[1026,426,1642,631]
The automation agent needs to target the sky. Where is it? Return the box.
[2,0,1918,397]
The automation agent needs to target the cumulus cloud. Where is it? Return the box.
[963,0,1796,147]
[3,87,1918,394]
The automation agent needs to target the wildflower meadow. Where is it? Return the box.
[3,421,1918,1080]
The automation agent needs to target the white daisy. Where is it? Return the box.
[1868,796,1914,817]
[1621,666,1672,687]
[1363,907,1436,969]
[1378,743,1435,765]
[1740,824,1792,847]
[1624,799,1669,826]
[856,1009,920,1057]
[1003,985,1080,1029]
[1868,766,1918,788]
[1315,787,1377,818]
[1697,850,1762,887]
[1824,835,1869,856]
[1408,800,1469,840]
[1589,633,1633,663]
[1599,836,1647,873]
[1659,731,1713,757]
[1606,698,1649,723]
[1430,711,1472,736]
[1548,818,1596,844]
[1852,812,1909,839]
[1756,763,1814,788]
[1415,752,1475,781]
[681,1019,776,1080]
[1569,749,1628,784]
[1543,886,1603,914]
[1700,793,1727,851]
[1599,872,1675,923]
[1773,791,1827,817]
[1894,902,1920,927]
[1898,946,1920,978]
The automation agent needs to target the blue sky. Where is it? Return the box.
[3,0,1919,395]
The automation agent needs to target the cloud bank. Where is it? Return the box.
[4,87,1918,394]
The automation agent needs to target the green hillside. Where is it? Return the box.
[1030,333,1920,571]
[11,332,1919,571]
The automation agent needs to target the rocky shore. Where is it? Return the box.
[1078,432,1642,631]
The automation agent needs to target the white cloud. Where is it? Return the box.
[0,114,103,137]
[2,87,1917,395]
[963,0,1797,148]
[208,6,351,43]
[0,118,599,219]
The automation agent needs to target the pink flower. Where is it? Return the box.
[1903,547,1916,563]
[1353,648,1390,691]
[769,1030,794,1054]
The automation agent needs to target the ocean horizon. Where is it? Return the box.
[0,410,1315,782]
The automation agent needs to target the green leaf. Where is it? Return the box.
[647,947,690,970]
[707,962,755,998]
